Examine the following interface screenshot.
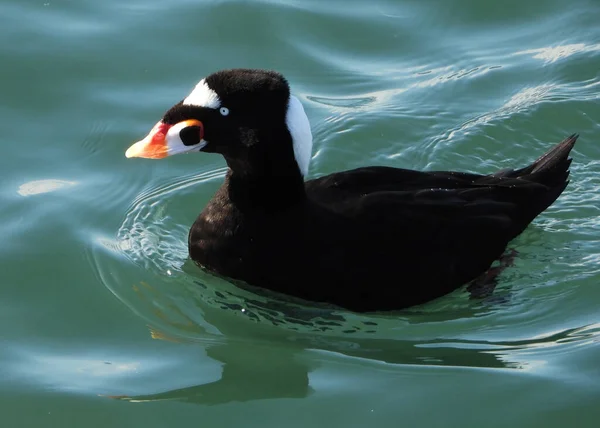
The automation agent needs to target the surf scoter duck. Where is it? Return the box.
[126,68,577,312]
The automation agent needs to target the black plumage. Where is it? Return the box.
[128,69,577,312]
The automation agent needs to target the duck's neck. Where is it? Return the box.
[223,159,306,212]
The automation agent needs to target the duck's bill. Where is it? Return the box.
[125,120,206,159]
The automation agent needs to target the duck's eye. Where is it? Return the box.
[179,126,202,146]
[219,107,230,116]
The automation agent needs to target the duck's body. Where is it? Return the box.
[190,140,576,312]
[127,68,577,312]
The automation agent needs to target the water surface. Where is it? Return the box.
[2,0,600,426]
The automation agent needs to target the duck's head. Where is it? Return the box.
[126,69,313,177]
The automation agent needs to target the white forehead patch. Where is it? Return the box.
[183,79,221,108]
[286,95,313,177]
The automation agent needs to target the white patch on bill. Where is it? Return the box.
[165,120,207,155]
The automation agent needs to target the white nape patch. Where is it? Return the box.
[183,79,221,108]
[286,95,313,176]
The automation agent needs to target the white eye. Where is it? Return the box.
[219,107,230,116]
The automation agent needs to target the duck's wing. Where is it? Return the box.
[307,166,545,235]
[306,166,484,202]
[307,134,577,239]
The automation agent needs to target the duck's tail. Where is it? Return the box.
[498,134,578,236]
[510,133,577,184]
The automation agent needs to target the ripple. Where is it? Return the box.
[515,43,600,64]
[117,168,226,271]
[307,95,377,109]
[453,84,555,134]
[411,65,496,89]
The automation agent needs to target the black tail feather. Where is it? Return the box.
[500,134,578,238]
[530,133,578,174]
[511,134,578,184]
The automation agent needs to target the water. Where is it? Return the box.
[2,0,600,426]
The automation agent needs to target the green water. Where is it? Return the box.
[2,0,600,426]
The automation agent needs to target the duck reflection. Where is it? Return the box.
[109,275,517,405]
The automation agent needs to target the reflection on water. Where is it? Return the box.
[111,342,314,404]
[103,271,600,405]
[17,179,77,196]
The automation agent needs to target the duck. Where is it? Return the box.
[126,68,577,312]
